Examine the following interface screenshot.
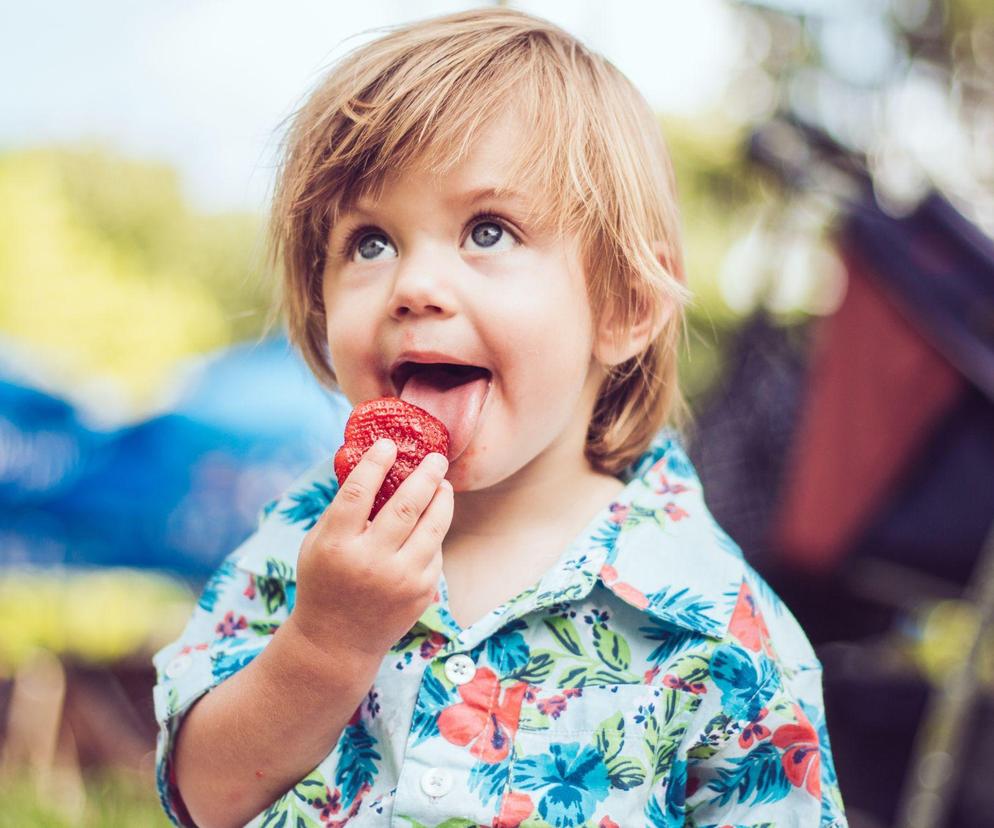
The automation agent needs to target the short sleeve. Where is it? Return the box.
[681,666,847,827]
[151,544,293,826]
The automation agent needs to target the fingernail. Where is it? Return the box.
[424,452,448,474]
[372,438,395,459]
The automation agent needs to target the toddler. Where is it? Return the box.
[153,8,847,827]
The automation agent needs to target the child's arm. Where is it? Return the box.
[173,614,381,828]
[169,440,452,828]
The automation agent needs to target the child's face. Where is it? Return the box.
[322,111,609,492]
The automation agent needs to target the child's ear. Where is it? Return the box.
[593,241,679,367]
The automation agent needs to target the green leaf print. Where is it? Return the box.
[643,690,696,785]
[509,649,556,684]
[595,712,625,762]
[260,807,288,828]
[559,665,636,688]
[256,573,290,615]
[687,712,735,761]
[259,794,321,828]
[290,771,326,806]
[668,651,711,687]
[604,754,647,790]
[543,616,584,656]
[559,665,589,688]
[249,620,280,636]
[592,623,631,671]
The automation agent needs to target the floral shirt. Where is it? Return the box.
[153,431,847,828]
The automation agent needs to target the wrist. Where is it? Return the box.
[277,612,385,683]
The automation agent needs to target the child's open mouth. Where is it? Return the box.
[390,362,492,462]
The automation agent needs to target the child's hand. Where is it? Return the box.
[289,438,454,660]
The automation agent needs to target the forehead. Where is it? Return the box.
[340,110,553,224]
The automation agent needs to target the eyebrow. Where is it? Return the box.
[350,185,532,216]
[445,186,531,208]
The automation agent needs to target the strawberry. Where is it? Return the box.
[333,397,450,519]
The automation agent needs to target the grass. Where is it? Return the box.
[0,769,172,828]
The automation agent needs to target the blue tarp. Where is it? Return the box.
[0,337,350,579]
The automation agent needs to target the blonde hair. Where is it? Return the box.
[268,7,692,475]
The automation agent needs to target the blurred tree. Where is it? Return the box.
[0,148,276,412]
[663,116,773,402]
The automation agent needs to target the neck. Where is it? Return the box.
[447,448,624,550]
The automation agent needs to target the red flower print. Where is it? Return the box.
[243,575,256,600]
[419,631,447,660]
[644,665,661,683]
[662,502,689,521]
[651,470,689,496]
[493,790,534,827]
[612,582,650,609]
[437,668,528,763]
[686,773,701,798]
[728,582,773,655]
[600,565,650,609]
[324,782,370,826]
[662,674,707,694]
[319,787,342,818]
[535,688,581,719]
[609,504,630,525]
[599,818,620,828]
[215,611,247,638]
[537,695,568,719]
[772,704,821,799]
[739,707,771,748]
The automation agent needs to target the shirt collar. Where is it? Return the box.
[234,429,745,639]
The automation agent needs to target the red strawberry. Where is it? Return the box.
[333,397,450,519]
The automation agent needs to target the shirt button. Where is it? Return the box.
[165,654,192,679]
[444,654,476,686]
[420,767,454,798]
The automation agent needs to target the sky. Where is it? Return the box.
[1,0,742,213]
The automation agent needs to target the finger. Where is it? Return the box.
[368,452,449,550]
[321,438,397,539]
[397,478,454,566]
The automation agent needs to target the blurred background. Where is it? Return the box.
[1,0,992,825]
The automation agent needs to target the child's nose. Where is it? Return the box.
[388,263,457,320]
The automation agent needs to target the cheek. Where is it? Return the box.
[323,307,375,394]
[507,288,594,377]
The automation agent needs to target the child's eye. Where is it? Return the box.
[344,229,397,262]
[462,214,518,253]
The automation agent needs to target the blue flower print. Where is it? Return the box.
[511,742,611,827]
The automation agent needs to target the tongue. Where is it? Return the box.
[399,367,491,461]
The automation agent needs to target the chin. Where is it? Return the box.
[444,440,509,493]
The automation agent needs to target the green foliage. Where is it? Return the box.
[660,117,776,403]
[0,770,171,827]
[0,569,193,672]
[0,147,276,409]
